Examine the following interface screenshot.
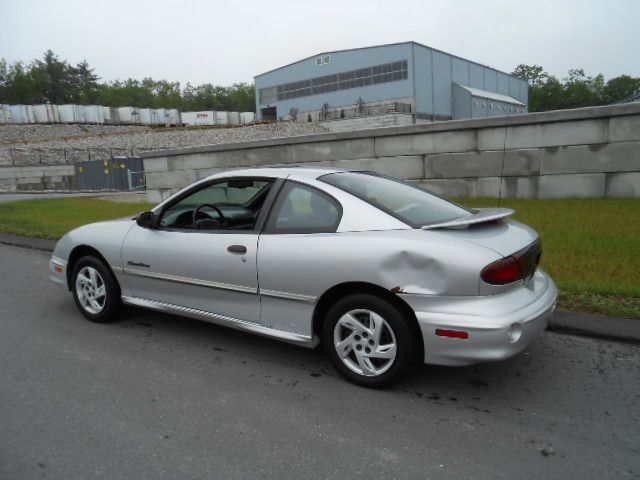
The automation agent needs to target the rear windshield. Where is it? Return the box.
[319,172,471,227]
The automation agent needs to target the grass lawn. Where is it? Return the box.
[0,196,638,319]
[455,198,640,320]
[0,197,154,240]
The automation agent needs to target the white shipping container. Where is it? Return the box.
[137,108,152,125]
[102,106,111,123]
[214,111,228,125]
[25,105,36,123]
[181,111,214,126]
[33,104,61,123]
[8,105,31,124]
[165,109,180,126]
[117,107,138,124]
[240,112,255,125]
[58,104,86,123]
[104,107,121,124]
[83,105,105,124]
[227,112,241,126]
[150,108,167,125]
[0,104,12,123]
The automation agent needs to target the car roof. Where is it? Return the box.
[200,166,348,182]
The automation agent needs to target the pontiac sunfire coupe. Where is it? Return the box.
[50,167,556,387]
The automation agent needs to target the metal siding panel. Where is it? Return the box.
[413,45,433,115]
[255,44,414,117]
[469,64,484,89]
[509,76,519,99]
[497,73,510,95]
[432,50,452,117]
[521,81,529,110]
[484,69,498,92]
[451,58,469,85]
[451,83,471,119]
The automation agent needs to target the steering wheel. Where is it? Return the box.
[192,204,226,229]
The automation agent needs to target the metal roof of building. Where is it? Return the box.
[254,41,518,80]
[615,91,640,104]
[456,84,525,105]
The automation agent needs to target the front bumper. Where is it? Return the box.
[399,270,557,366]
[49,255,68,288]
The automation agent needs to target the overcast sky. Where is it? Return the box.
[1,0,638,86]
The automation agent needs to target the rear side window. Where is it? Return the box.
[266,181,341,233]
[320,172,471,228]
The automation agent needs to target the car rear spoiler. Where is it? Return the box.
[421,208,515,230]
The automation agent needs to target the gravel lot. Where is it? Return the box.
[0,124,151,145]
[0,123,329,166]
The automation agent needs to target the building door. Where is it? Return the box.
[260,106,277,121]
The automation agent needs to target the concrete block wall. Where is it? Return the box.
[142,103,640,202]
[320,113,417,133]
[0,164,76,191]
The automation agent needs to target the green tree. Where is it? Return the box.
[0,50,258,112]
[2,61,38,103]
[68,60,100,104]
[602,75,640,103]
[30,50,71,103]
[511,64,632,112]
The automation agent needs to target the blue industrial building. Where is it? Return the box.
[254,41,528,122]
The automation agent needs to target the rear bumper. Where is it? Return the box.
[399,270,557,366]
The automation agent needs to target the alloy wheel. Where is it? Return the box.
[75,266,107,315]
[333,309,398,377]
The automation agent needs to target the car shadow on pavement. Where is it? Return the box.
[111,303,560,405]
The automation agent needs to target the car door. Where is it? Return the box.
[121,177,278,324]
[257,180,343,337]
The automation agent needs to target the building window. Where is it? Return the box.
[258,59,408,104]
[323,55,331,64]
[316,57,322,66]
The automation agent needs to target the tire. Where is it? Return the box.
[71,255,121,323]
[321,294,419,388]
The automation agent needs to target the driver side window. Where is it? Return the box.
[159,178,273,231]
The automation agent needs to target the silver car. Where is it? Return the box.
[50,167,556,387]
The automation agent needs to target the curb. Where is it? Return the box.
[1,232,639,345]
[548,311,640,345]
[0,232,56,252]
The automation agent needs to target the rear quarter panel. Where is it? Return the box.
[257,229,501,337]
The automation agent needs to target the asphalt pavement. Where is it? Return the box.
[1,243,639,479]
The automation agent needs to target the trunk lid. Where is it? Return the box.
[432,217,540,257]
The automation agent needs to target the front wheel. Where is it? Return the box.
[321,294,419,388]
[71,256,120,323]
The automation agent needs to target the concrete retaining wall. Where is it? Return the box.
[142,103,640,202]
[0,164,76,191]
[320,114,418,133]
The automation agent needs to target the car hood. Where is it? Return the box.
[435,219,540,257]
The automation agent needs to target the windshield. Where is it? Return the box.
[319,172,471,227]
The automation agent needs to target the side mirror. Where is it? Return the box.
[136,211,155,228]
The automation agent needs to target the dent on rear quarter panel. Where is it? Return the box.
[379,249,448,295]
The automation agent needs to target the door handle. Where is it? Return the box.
[227,245,247,254]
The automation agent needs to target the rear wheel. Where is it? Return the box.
[71,256,120,323]
[322,294,418,388]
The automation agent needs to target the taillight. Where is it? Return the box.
[481,240,542,285]
[481,256,522,285]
